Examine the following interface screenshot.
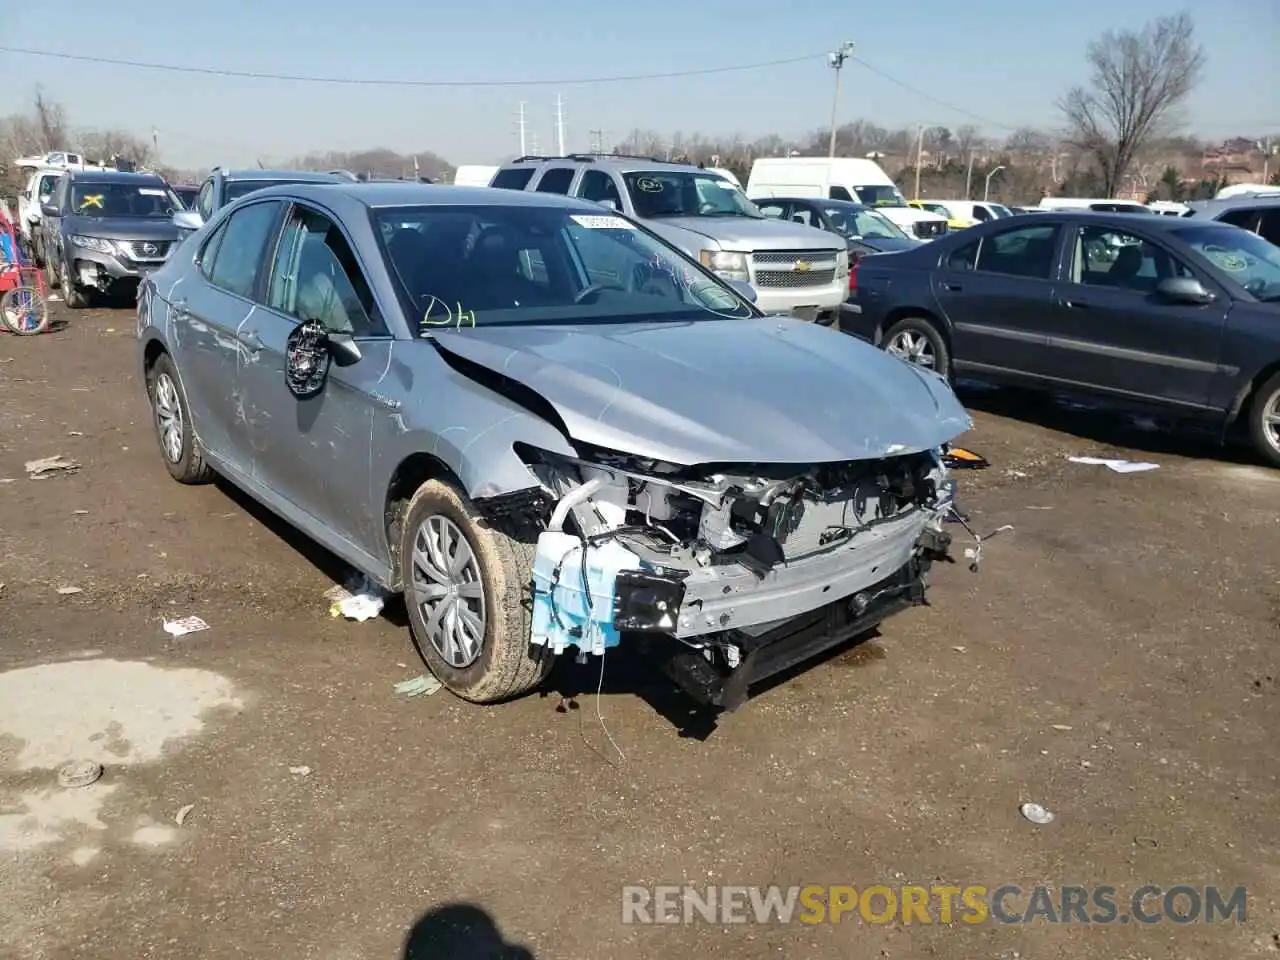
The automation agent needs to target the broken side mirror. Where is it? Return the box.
[1156,276,1215,305]
[285,321,333,398]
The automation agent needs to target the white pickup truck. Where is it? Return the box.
[16,167,65,263]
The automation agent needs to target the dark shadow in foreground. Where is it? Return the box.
[403,903,534,959]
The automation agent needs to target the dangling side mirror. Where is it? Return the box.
[285,321,333,398]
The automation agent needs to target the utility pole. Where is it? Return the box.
[151,126,159,159]
[984,165,1006,202]
[1261,137,1276,183]
[965,151,975,200]
[826,41,854,158]
[589,128,606,153]
[913,124,924,200]
[555,94,566,156]
[518,102,527,156]
[529,132,540,156]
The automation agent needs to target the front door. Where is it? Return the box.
[236,202,393,550]
[933,220,1066,378]
[1044,223,1229,409]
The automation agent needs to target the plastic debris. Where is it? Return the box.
[1050,724,1073,731]
[57,760,104,789]
[288,765,312,776]
[163,615,210,637]
[1067,456,1159,474]
[56,586,84,595]
[25,454,81,479]
[175,804,195,826]
[324,576,386,622]
[1020,802,1055,825]
[394,674,443,698]
[943,446,990,469]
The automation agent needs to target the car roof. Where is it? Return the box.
[240,181,608,213]
[988,210,1238,233]
[500,155,707,175]
[1191,195,1280,215]
[66,169,166,184]
[761,196,873,211]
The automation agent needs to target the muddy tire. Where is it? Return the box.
[146,353,213,484]
[882,316,951,379]
[1247,371,1280,468]
[400,480,553,703]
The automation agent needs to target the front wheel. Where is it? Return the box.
[400,480,553,703]
[882,316,951,378]
[61,267,89,309]
[1247,372,1280,468]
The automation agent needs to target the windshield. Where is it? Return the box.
[822,204,910,240]
[70,181,179,218]
[377,204,758,329]
[853,184,907,207]
[225,179,315,203]
[1174,225,1280,301]
[172,186,199,208]
[37,175,60,199]
[621,171,763,219]
[918,202,950,217]
[990,204,1014,218]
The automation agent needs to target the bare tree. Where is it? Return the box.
[1058,13,1205,197]
[955,125,984,159]
[32,87,69,150]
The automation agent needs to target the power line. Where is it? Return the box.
[851,56,1017,130]
[0,44,824,88]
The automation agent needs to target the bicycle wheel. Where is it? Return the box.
[1,286,51,335]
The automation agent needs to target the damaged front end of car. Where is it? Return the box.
[513,442,958,711]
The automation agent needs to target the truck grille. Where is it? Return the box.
[912,221,948,240]
[124,240,172,261]
[751,249,838,289]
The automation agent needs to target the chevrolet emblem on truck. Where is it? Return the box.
[794,260,811,272]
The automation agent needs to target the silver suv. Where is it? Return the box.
[489,155,850,325]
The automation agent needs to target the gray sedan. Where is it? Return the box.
[136,183,971,709]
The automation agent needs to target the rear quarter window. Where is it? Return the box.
[490,168,535,190]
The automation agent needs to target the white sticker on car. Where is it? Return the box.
[138,188,168,196]
[571,214,635,230]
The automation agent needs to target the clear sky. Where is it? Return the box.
[4,0,1276,170]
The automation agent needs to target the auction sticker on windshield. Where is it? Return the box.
[138,188,168,196]
[571,214,635,230]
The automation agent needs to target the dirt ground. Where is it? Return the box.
[1,301,1277,960]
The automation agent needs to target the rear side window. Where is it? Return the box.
[1258,210,1280,246]
[1219,208,1260,231]
[490,168,535,190]
[204,200,283,299]
[829,186,853,201]
[975,224,1061,279]
[535,168,575,194]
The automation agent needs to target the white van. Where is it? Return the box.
[453,164,500,187]
[747,157,948,240]
[1036,197,1152,214]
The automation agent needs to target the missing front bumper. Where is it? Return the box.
[643,557,930,712]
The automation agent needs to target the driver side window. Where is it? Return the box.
[197,180,214,220]
[268,206,382,337]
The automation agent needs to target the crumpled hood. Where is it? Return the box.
[432,318,971,465]
[645,215,841,251]
[63,216,179,242]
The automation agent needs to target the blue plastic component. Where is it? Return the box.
[530,531,642,655]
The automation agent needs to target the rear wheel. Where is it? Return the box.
[400,480,553,703]
[1247,372,1280,468]
[882,316,951,378]
[146,353,213,484]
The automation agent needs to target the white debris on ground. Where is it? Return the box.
[394,674,443,698]
[163,615,210,637]
[0,658,242,860]
[1067,455,1159,474]
[23,455,80,479]
[324,576,386,622]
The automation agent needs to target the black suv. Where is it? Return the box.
[40,170,183,308]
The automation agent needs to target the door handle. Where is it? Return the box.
[1061,299,1091,309]
[238,330,264,352]
[942,281,963,292]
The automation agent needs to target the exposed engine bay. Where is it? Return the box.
[516,444,959,709]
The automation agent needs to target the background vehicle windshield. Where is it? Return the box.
[225,179,312,203]
[378,204,757,328]
[990,204,1014,218]
[37,174,60,199]
[70,181,179,217]
[822,203,910,240]
[853,184,907,207]
[172,186,199,208]
[622,171,763,219]
[1175,225,1280,301]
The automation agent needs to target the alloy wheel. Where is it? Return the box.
[412,515,487,668]
[886,329,936,368]
[153,373,184,463]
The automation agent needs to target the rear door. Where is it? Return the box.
[1044,222,1230,408]
[173,199,285,471]
[931,220,1066,377]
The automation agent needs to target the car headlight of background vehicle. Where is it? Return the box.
[699,249,749,283]
[835,249,850,280]
[70,235,117,254]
